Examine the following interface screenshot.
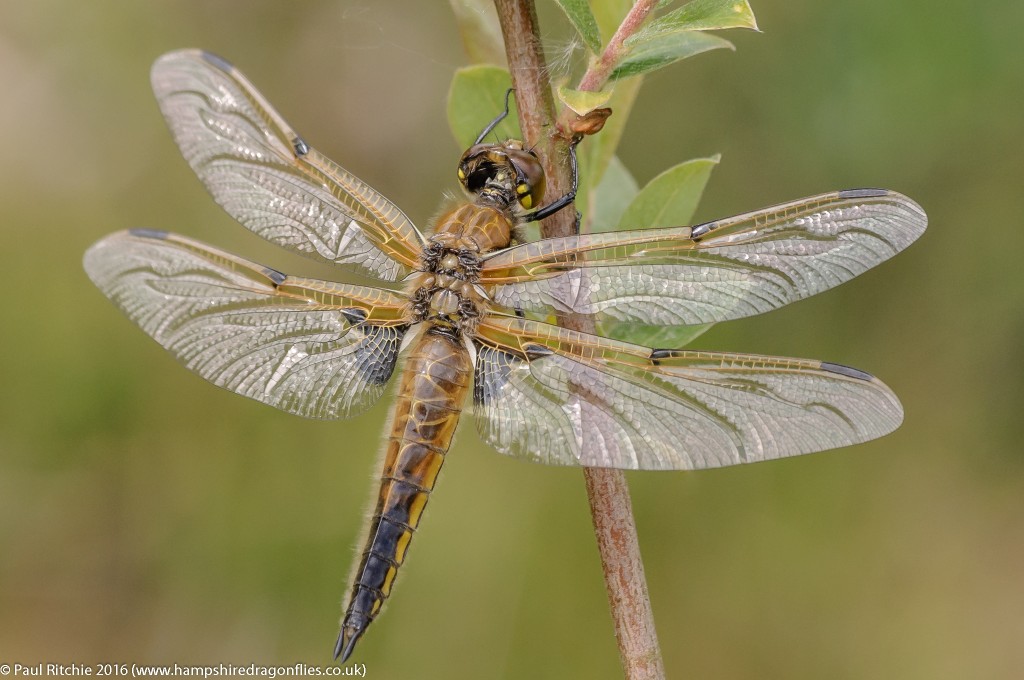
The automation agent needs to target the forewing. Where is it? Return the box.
[150,49,425,281]
[480,189,926,328]
[84,230,413,419]
[473,315,902,470]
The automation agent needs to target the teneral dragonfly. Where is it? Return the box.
[83,50,927,661]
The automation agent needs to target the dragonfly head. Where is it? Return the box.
[458,140,546,211]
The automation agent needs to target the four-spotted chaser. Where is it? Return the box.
[83,50,927,661]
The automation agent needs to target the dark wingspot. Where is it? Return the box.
[523,343,553,360]
[650,348,674,365]
[820,361,874,381]
[690,221,715,239]
[473,344,519,407]
[262,267,287,286]
[838,188,888,199]
[354,325,408,385]
[129,228,168,239]
[199,51,234,72]
[292,135,310,157]
[340,308,368,324]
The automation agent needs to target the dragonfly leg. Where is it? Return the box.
[523,136,582,223]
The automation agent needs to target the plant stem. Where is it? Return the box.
[492,2,665,677]
[583,466,666,680]
[493,0,576,241]
[554,0,657,134]
[580,0,659,91]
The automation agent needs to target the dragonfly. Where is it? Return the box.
[84,49,927,662]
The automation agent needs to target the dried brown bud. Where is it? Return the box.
[570,108,612,136]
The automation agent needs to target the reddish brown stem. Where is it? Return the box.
[578,0,659,91]
[556,0,658,135]
[493,0,576,241]
[584,467,666,680]
[492,2,665,677]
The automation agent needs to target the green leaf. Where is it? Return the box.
[584,155,639,233]
[635,0,758,36]
[610,30,733,81]
[595,155,719,348]
[556,86,613,116]
[554,0,603,54]
[448,0,507,66]
[447,65,521,150]
[577,76,641,199]
[618,154,720,228]
[591,0,633,47]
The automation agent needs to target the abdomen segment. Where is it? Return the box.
[335,329,472,661]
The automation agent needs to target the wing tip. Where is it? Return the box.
[889,191,928,235]
[152,48,201,70]
[838,187,928,237]
[84,230,148,280]
[820,360,906,435]
[153,48,232,68]
[151,49,234,91]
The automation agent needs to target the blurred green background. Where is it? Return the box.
[1,1,1022,678]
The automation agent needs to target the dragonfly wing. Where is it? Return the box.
[151,49,425,281]
[84,229,413,419]
[472,314,902,470]
[480,189,925,327]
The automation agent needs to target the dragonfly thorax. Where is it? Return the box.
[410,232,487,335]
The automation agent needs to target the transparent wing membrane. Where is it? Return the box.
[83,230,412,419]
[151,49,425,281]
[480,190,926,329]
[473,315,903,470]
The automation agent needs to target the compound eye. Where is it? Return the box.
[504,146,545,209]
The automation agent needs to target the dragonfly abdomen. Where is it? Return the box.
[336,328,472,661]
